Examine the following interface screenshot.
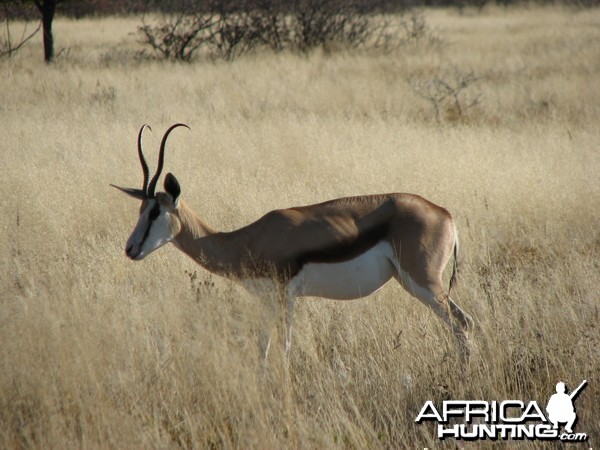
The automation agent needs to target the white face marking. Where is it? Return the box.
[289,241,397,300]
[126,200,174,260]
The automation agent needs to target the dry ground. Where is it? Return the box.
[1,6,599,449]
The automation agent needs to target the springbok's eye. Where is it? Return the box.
[148,203,160,221]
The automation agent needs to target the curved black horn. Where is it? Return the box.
[137,124,152,196]
[147,123,190,198]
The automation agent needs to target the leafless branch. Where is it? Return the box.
[0,4,41,59]
[409,66,482,123]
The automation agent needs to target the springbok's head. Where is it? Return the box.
[111,123,189,260]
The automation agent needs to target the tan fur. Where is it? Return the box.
[156,191,473,359]
[118,126,473,360]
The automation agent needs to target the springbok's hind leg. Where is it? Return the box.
[394,271,473,363]
[448,297,474,337]
[426,291,474,364]
[446,296,474,362]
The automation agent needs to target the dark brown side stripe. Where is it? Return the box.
[296,221,390,266]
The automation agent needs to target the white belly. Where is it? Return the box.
[289,241,396,300]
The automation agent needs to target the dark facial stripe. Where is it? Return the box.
[148,201,161,221]
[139,201,161,248]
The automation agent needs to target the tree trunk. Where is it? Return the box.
[35,0,57,63]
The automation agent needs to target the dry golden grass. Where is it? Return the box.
[1,6,599,449]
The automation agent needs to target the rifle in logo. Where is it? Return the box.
[546,380,587,433]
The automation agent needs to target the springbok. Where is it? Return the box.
[112,124,474,360]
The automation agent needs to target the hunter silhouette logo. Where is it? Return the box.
[415,379,589,442]
[546,380,587,434]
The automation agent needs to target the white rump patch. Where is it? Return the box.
[289,241,397,300]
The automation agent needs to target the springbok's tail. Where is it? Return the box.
[448,225,459,295]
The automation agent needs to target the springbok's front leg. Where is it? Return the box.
[258,294,277,362]
[258,328,272,362]
[258,286,296,362]
[285,294,296,358]
[258,288,296,361]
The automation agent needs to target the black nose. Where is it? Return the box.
[126,244,133,257]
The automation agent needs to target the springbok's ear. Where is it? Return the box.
[110,184,145,200]
[164,173,181,205]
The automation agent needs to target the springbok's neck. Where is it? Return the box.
[172,200,244,278]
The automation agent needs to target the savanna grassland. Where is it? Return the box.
[1,6,599,449]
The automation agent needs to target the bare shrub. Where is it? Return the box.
[138,0,418,61]
[371,9,445,53]
[398,9,444,49]
[139,3,214,61]
[290,0,372,53]
[138,0,283,61]
[409,66,482,123]
[209,2,288,60]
